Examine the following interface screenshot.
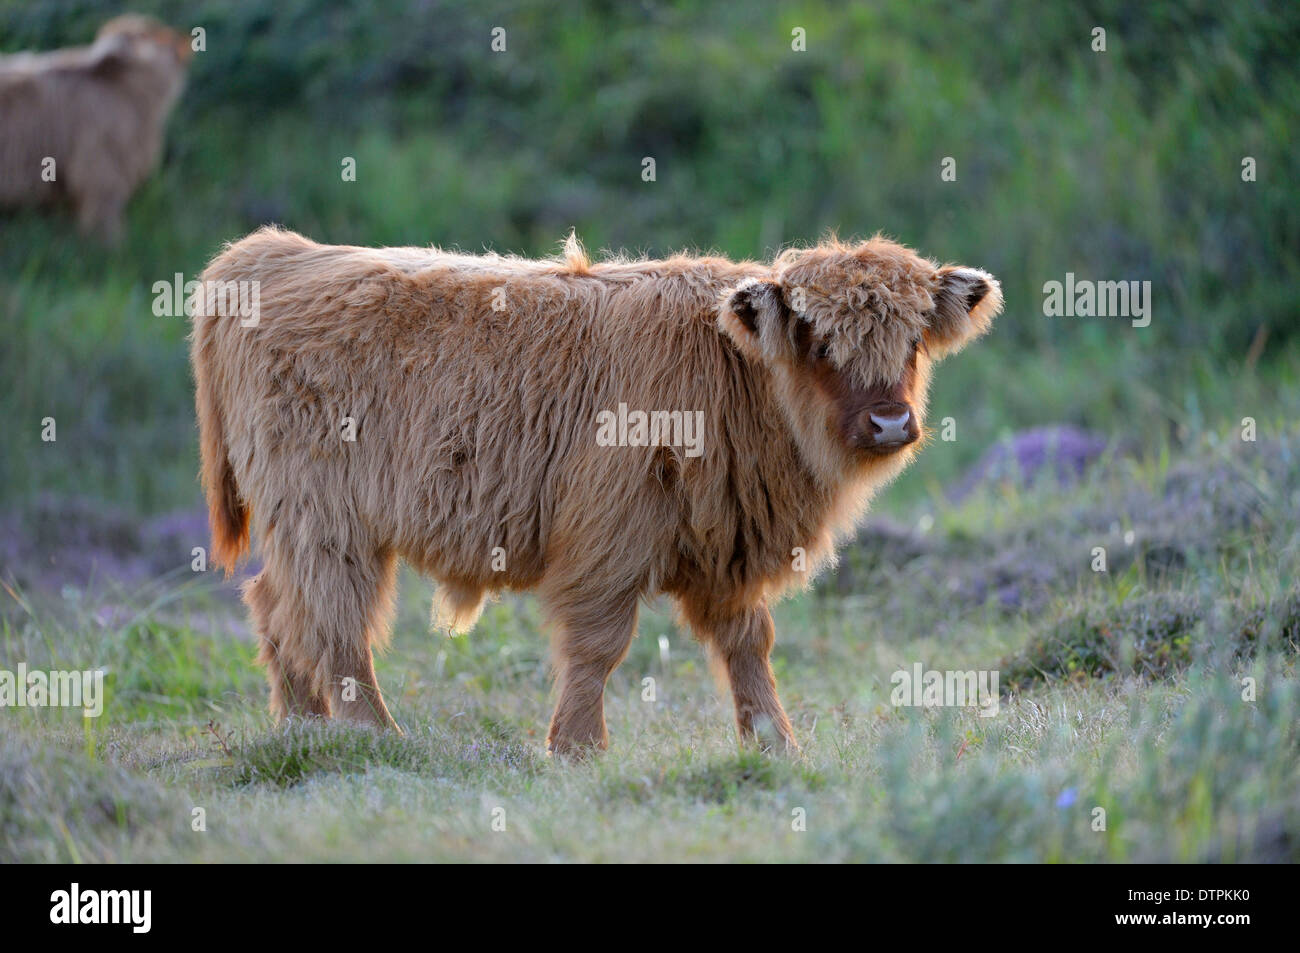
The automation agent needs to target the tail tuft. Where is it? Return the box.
[431,581,487,635]
[207,452,249,573]
[192,319,250,575]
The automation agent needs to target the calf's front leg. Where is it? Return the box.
[703,602,798,752]
[543,591,639,758]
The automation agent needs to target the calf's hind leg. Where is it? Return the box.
[246,568,329,718]
[246,530,400,730]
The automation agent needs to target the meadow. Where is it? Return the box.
[4,424,1298,862]
[1,0,1297,862]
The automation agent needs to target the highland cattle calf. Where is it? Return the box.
[0,15,191,241]
[191,227,1002,755]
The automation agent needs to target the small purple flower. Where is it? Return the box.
[1056,787,1078,808]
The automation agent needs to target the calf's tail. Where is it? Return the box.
[191,309,250,573]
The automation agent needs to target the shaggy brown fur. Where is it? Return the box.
[0,15,191,241]
[190,227,1002,754]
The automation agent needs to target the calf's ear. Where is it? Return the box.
[926,266,1003,357]
[88,32,133,76]
[172,31,195,63]
[719,278,789,358]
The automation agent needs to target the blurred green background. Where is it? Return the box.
[2,0,1297,513]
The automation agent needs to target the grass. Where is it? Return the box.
[2,424,1296,862]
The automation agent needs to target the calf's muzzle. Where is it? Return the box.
[863,402,919,449]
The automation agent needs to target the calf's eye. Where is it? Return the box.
[814,341,832,361]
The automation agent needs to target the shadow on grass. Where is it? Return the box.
[226,718,544,789]
[600,748,828,806]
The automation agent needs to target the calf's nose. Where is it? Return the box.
[869,409,912,444]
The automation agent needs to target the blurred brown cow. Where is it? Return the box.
[0,15,192,242]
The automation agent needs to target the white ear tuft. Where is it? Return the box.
[928,266,1002,357]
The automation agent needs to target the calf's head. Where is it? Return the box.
[93,15,193,79]
[720,237,1002,471]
